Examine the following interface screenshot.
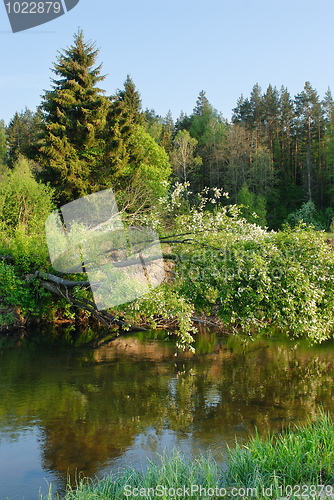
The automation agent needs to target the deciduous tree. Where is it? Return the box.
[170,130,202,191]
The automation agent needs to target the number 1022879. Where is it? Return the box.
[5,2,62,14]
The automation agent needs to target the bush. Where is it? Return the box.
[177,223,334,343]
[136,185,334,346]
[0,261,36,312]
[0,156,54,272]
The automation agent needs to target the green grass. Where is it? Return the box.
[227,409,334,491]
[44,410,334,499]
[62,453,222,500]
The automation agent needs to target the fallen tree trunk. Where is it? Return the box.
[32,271,146,332]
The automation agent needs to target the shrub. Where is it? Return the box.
[0,261,36,312]
[0,156,54,272]
[136,185,334,346]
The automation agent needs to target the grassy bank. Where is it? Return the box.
[46,411,334,500]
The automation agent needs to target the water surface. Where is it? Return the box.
[1,328,334,500]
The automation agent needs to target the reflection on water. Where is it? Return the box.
[1,328,334,500]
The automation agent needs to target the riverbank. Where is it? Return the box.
[2,221,334,348]
[45,411,334,500]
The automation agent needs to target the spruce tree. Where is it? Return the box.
[103,76,143,185]
[116,75,144,126]
[6,108,42,166]
[193,90,211,117]
[103,77,171,203]
[39,29,108,204]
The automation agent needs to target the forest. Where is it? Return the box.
[1,29,334,348]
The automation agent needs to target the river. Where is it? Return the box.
[1,327,334,500]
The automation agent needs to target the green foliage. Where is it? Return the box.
[0,312,14,326]
[249,146,275,195]
[0,156,54,272]
[39,29,108,204]
[0,156,54,234]
[118,284,196,351]
[266,181,305,230]
[144,109,174,154]
[4,225,50,273]
[105,79,171,205]
[0,261,36,312]
[144,108,163,143]
[60,450,221,500]
[227,410,334,491]
[103,75,143,185]
[126,125,172,200]
[0,119,7,165]
[6,108,42,166]
[237,182,267,227]
[286,200,326,230]
[116,75,144,126]
[140,184,334,346]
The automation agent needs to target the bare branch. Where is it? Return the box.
[35,272,146,332]
[35,271,90,288]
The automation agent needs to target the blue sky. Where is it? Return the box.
[1,0,334,125]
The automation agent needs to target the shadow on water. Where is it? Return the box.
[1,326,334,499]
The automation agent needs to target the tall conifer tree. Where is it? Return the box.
[103,76,142,183]
[39,29,108,204]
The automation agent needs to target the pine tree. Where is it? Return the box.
[39,29,108,204]
[232,94,252,125]
[323,87,334,126]
[263,84,279,158]
[249,83,264,148]
[279,86,294,180]
[193,90,210,116]
[295,82,322,202]
[0,120,7,165]
[159,111,174,154]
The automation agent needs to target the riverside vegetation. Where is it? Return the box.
[2,160,334,349]
[1,30,334,349]
[38,410,334,500]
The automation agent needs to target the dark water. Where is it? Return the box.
[1,327,334,500]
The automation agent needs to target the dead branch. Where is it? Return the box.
[34,271,146,332]
[35,271,90,288]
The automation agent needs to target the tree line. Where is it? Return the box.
[1,29,334,230]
